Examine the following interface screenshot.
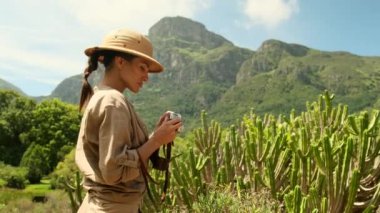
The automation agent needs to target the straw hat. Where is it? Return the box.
[85,29,164,73]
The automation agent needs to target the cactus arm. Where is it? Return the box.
[359,130,370,175]
[347,116,359,135]
[321,197,328,213]
[344,169,360,213]
[367,110,379,132]
[321,136,335,211]
[75,171,83,207]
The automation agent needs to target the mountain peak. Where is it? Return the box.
[0,78,25,95]
[149,16,232,49]
[258,39,309,57]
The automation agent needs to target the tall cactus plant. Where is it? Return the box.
[143,91,380,212]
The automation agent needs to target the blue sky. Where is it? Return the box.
[1,0,379,96]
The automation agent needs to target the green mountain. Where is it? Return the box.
[16,16,380,130]
[211,40,380,124]
[0,78,25,95]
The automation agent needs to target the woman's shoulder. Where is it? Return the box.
[91,86,127,109]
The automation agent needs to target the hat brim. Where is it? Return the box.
[85,46,164,73]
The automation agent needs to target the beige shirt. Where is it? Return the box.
[75,86,149,204]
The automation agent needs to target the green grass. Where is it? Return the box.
[0,179,52,205]
[0,179,70,212]
[24,179,52,196]
[0,179,6,187]
[0,188,34,205]
[0,190,71,213]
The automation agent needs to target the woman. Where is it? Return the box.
[75,28,182,213]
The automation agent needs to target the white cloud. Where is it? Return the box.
[57,0,212,34]
[1,0,212,77]
[0,0,212,95]
[242,0,299,29]
[0,32,83,81]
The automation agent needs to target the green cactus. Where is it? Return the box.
[142,91,380,212]
[61,171,83,213]
[194,110,222,183]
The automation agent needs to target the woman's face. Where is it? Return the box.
[121,57,150,93]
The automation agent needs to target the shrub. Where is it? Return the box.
[20,143,50,184]
[0,162,28,189]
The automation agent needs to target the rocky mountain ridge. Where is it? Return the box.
[2,16,380,130]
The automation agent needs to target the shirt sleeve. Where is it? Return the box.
[98,105,141,185]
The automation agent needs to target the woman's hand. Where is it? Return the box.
[151,115,182,146]
[153,111,170,131]
[138,112,182,163]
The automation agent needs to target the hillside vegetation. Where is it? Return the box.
[1,16,380,132]
[1,91,376,212]
[1,15,380,213]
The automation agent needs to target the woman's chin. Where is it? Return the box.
[130,88,139,93]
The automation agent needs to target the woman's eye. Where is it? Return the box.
[139,64,148,72]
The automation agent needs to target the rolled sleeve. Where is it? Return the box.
[98,105,141,185]
[117,147,140,168]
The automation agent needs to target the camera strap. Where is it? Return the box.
[136,142,173,204]
[136,149,158,205]
[160,141,172,202]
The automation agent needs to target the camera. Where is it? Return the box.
[169,111,181,120]
[168,111,183,132]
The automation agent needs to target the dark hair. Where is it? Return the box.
[79,50,136,111]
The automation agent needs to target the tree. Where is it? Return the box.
[20,98,81,180]
[0,90,36,165]
[19,143,50,184]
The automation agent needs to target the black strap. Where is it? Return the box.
[136,150,157,205]
[136,142,173,205]
[161,142,172,202]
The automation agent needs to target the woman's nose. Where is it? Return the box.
[143,73,149,82]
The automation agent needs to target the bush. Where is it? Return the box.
[20,144,50,184]
[0,162,28,189]
[6,174,26,189]
[50,149,78,190]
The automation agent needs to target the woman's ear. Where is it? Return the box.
[114,56,126,70]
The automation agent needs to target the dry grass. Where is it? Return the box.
[0,190,71,213]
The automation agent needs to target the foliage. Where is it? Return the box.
[50,149,77,189]
[33,33,380,134]
[140,91,380,212]
[20,143,50,184]
[4,18,380,137]
[1,90,379,212]
[50,149,83,212]
[3,18,380,135]
[0,162,28,189]
[0,91,80,183]
[1,17,379,210]
[20,98,81,182]
[0,90,36,166]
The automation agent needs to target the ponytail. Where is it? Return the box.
[79,50,99,112]
[78,50,137,112]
